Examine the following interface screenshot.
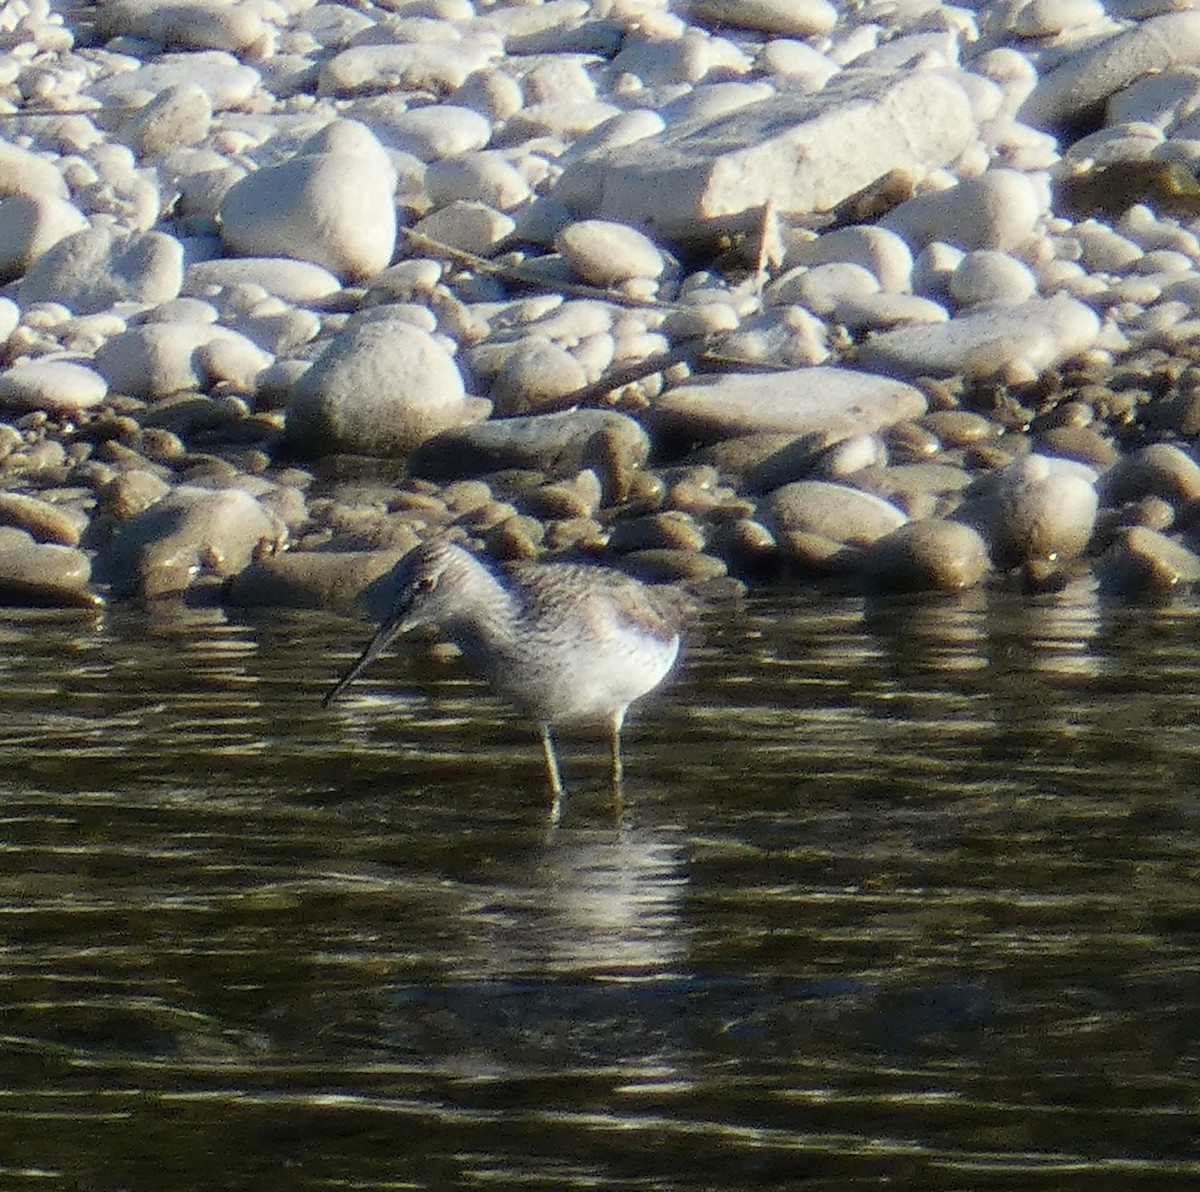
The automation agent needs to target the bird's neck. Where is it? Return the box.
[442,552,520,657]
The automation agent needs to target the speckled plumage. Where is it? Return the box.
[324,539,684,821]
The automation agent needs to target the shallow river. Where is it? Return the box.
[0,583,1197,1190]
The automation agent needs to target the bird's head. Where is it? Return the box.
[322,539,469,707]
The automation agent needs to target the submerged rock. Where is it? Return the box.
[98,485,283,599]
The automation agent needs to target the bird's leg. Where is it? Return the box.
[539,723,565,825]
[608,707,626,823]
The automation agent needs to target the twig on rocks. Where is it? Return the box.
[529,341,709,415]
[403,229,675,311]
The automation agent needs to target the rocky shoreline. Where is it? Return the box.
[5,0,1200,613]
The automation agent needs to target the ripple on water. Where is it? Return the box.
[0,590,1196,1188]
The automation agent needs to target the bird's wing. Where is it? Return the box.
[507,562,682,644]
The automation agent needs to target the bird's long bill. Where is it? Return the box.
[322,616,406,708]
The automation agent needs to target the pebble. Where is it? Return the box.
[880,170,1046,252]
[764,480,909,547]
[95,323,269,400]
[767,262,879,315]
[1021,11,1200,131]
[88,50,261,112]
[124,83,213,160]
[410,202,516,257]
[183,258,342,305]
[1097,525,1200,595]
[370,104,493,160]
[490,337,588,416]
[949,251,1039,307]
[0,143,70,203]
[0,360,108,414]
[966,454,1100,568]
[866,519,991,592]
[95,0,266,53]
[0,539,97,608]
[0,493,87,547]
[101,470,173,520]
[786,226,914,292]
[608,511,707,553]
[318,39,500,97]
[0,193,89,284]
[686,0,837,38]
[0,0,1197,610]
[555,220,666,287]
[424,151,533,211]
[1101,442,1200,505]
[618,548,728,585]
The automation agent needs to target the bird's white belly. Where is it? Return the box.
[494,629,680,724]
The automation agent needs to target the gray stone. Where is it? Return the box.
[764,480,908,546]
[318,39,500,97]
[0,192,88,284]
[123,83,213,158]
[0,492,87,546]
[1100,443,1200,506]
[363,103,492,159]
[101,470,172,519]
[409,408,649,481]
[0,360,108,414]
[880,169,1046,253]
[866,519,991,592]
[556,220,666,286]
[684,0,837,35]
[286,320,469,458]
[87,51,262,111]
[0,540,97,607]
[617,548,728,584]
[1097,525,1200,596]
[183,257,342,305]
[99,484,283,599]
[0,142,69,202]
[226,548,407,614]
[490,337,588,416]
[409,201,515,257]
[608,511,706,553]
[785,225,914,292]
[95,323,269,399]
[20,226,184,315]
[94,0,266,52]
[965,455,1099,568]
[219,120,397,282]
[556,71,974,240]
[1021,11,1200,130]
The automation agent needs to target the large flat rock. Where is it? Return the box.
[556,72,974,240]
[856,295,1101,380]
[650,367,927,443]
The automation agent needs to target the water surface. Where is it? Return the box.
[0,584,1197,1189]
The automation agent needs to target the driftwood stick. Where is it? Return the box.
[403,229,674,311]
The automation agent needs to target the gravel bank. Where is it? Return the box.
[4,0,1200,609]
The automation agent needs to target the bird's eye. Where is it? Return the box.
[416,574,437,593]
